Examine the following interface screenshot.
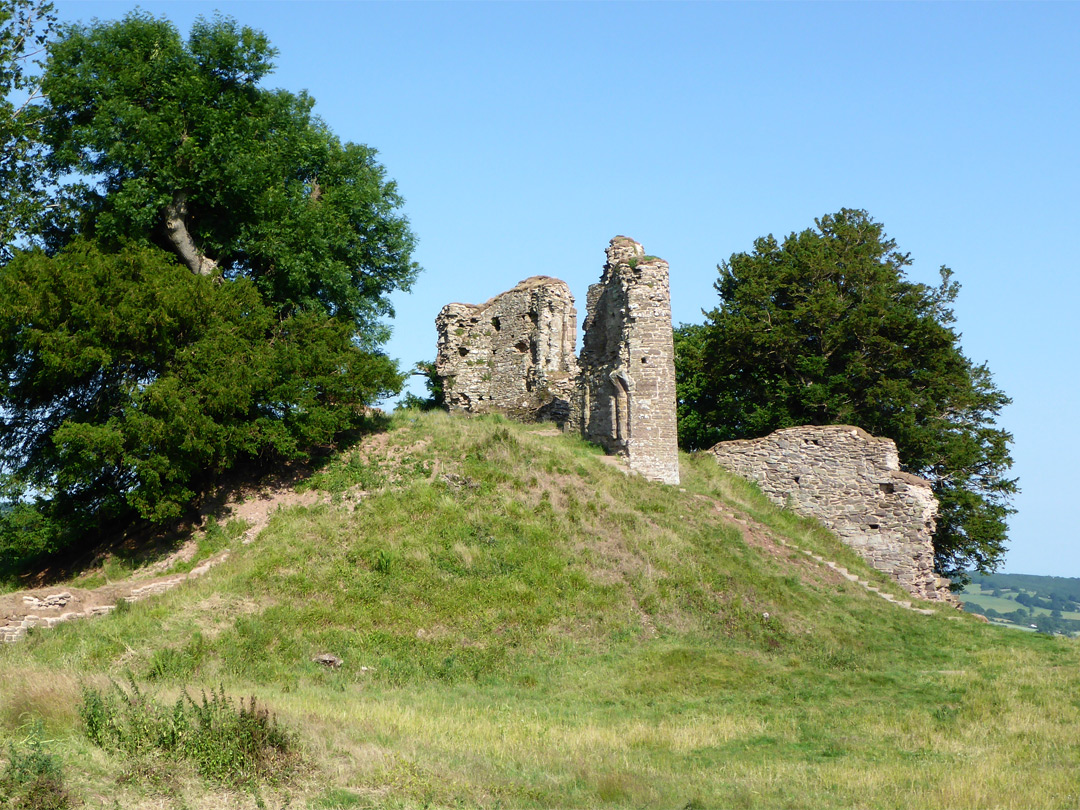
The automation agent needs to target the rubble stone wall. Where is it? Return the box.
[435,276,578,421]
[708,425,955,602]
[572,237,680,485]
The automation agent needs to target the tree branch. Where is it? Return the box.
[163,192,217,276]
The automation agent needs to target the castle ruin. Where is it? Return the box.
[433,239,953,603]
[434,237,679,484]
[435,276,578,421]
[570,237,680,485]
[708,425,956,603]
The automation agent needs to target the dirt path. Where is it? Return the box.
[1,479,329,644]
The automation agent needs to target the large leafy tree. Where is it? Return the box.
[0,0,55,259]
[40,11,418,335]
[675,209,1016,579]
[0,12,419,574]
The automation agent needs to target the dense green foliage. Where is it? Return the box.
[81,679,295,786]
[0,241,399,567]
[39,11,417,334]
[0,11,418,574]
[0,720,68,810]
[0,0,55,260]
[675,210,1016,579]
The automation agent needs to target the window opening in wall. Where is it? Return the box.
[611,371,630,443]
[458,346,469,356]
[879,482,896,494]
[492,316,501,331]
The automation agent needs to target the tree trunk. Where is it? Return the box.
[163,192,218,276]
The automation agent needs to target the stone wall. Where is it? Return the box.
[435,276,578,421]
[571,237,680,485]
[708,425,955,602]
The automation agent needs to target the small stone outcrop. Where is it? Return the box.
[571,237,680,485]
[708,425,956,603]
[435,276,578,421]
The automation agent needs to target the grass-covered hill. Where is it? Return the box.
[1,412,1078,809]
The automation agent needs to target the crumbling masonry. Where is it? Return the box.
[570,237,680,485]
[708,425,956,603]
[433,240,951,602]
[435,237,679,484]
[436,277,578,421]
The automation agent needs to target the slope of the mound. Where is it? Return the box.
[0,411,1077,809]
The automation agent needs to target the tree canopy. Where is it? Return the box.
[675,209,1016,579]
[0,9,419,575]
[39,11,418,335]
[0,0,55,259]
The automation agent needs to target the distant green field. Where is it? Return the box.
[961,590,1023,614]
[962,586,1080,621]
[960,575,1080,640]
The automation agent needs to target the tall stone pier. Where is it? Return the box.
[571,237,680,485]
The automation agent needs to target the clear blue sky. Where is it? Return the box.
[51,1,1079,578]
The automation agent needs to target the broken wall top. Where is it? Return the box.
[435,276,578,419]
[574,236,680,485]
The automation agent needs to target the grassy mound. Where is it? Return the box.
[0,411,1077,808]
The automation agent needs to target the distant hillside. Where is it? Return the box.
[1,411,1078,809]
[961,572,1080,634]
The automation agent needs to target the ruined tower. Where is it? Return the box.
[435,276,578,420]
[572,237,680,485]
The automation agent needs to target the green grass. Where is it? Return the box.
[1,411,1078,808]
[0,718,69,810]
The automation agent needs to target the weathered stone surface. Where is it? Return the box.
[433,237,680,485]
[435,276,578,421]
[571,237,680,485]
[708,425,956,603]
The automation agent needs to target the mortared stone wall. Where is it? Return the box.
[571,237,680,485]
[435,276,578,421]
[708,424,956,603]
